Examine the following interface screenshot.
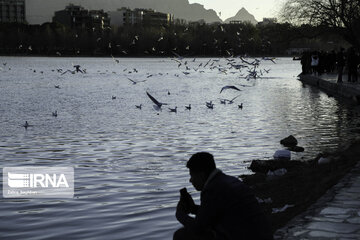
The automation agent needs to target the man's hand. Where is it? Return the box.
[175,190,198,226]
[177,198,191,214]
[180,189,197,213]
[176,199,193,223]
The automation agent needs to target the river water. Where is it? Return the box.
[0,56,359,239]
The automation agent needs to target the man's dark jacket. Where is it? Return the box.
[177,170,273,240]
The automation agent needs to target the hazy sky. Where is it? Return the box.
[188,0,284,21]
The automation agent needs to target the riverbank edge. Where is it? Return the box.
[299,73,360,102]
[242,73,360,233]
[240,140,360,233]
[0,54,292,58]
[237,73,360,234]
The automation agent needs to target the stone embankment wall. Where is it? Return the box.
[299,74,360,102]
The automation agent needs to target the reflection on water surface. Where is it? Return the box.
[0,57,359,239]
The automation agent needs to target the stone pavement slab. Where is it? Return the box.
[274,161,360,239]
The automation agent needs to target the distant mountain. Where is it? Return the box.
[25,0,222,24]
[117,0,222,23]
[26,0,257,25]
[224,8,257,25]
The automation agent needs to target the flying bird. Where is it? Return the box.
[111,54,120,63]
[171,51,184,60]
[127,78,146,84]
[73,65,84,73]
[220,85,242,93]
[262,57,276,64]
[227,95,241,104]
[61,69,75,75]
[146,91,168,109]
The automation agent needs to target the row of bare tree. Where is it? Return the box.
[280,0,360,48]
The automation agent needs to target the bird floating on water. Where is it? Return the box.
[185,104,191,110]
[112,96,116,100]
[52,110,58,117]
[23,121,29,129]
[136,104,142,109]
[220,99,227,104]
[206,101,214,109]
[238,103,243,109]
[169,107,177,113]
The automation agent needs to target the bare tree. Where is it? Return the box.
[280,0,360,47]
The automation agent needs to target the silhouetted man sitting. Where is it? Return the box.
[174,152,273,240]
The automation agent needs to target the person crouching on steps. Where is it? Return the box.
[174,152,273,240]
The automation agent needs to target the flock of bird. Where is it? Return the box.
[135,54,275,114]
[1,52,275,129]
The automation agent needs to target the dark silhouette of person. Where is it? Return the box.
[174,152,273,240]
[300,51,311,74]
[337,48,346,83]
[328,50,337,73]
[310,52,319,75]
[347,47,358,82]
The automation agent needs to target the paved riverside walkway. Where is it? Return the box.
[274,73,360,239]
[274,161,360,239]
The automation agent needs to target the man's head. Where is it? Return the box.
[186,152,216,191]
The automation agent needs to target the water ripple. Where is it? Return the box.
[0,57,359,239]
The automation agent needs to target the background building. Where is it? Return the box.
[141,9,173,26]
[258,18,277,26]
[109,8,173,29]
[89,10,110,31]
[53,4,110,32]
[0,0,25,23]
[108,7,143,27]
